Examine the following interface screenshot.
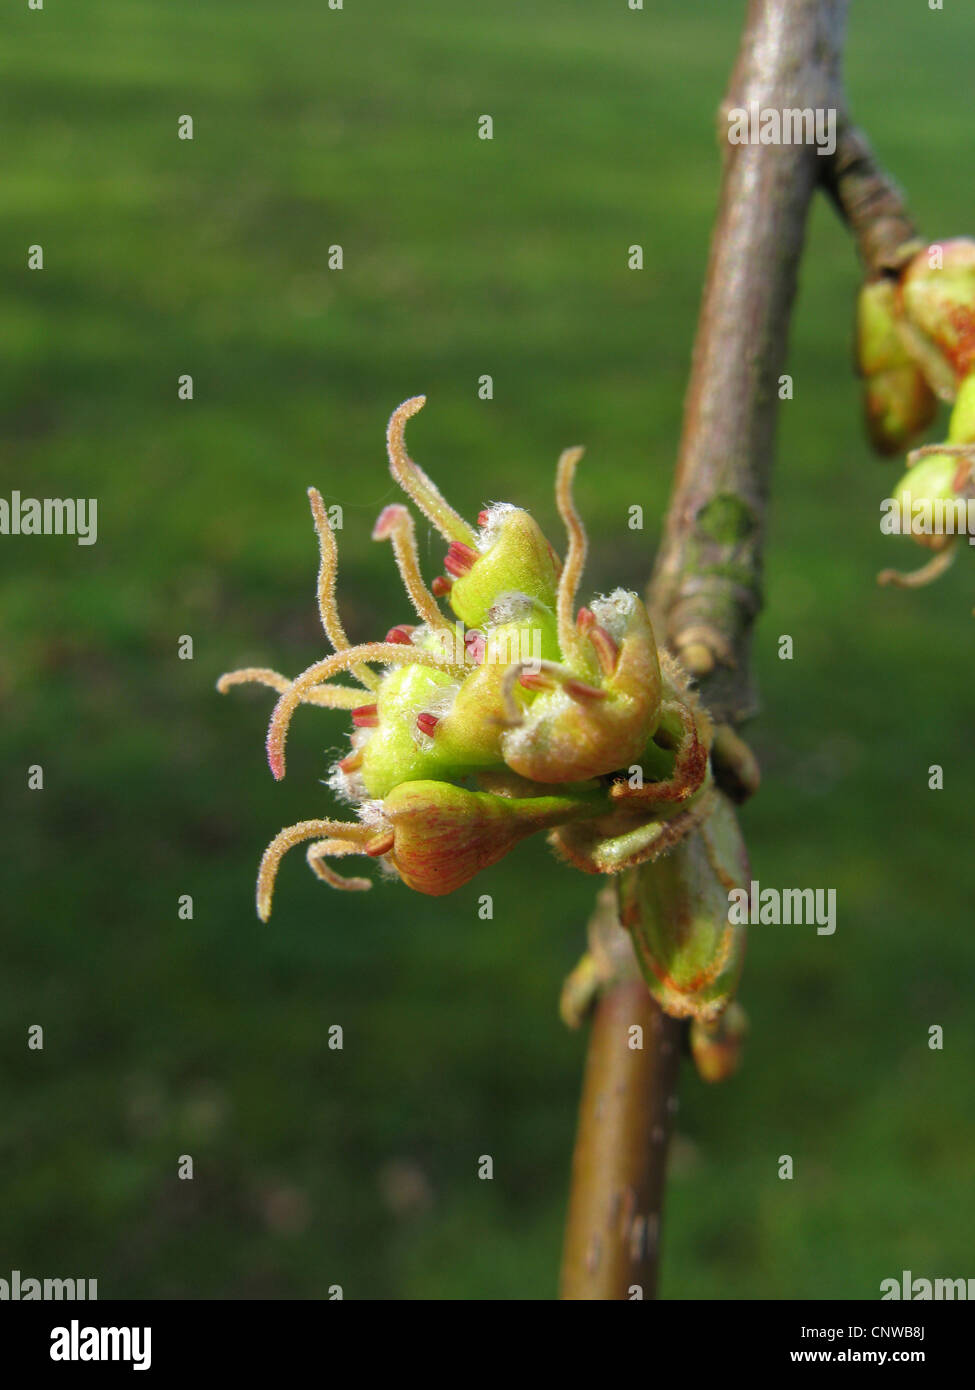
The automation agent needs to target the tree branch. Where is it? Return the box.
[650,0,849,723]
[560,0,850,1301]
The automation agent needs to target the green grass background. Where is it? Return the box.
[1,0,972,1299]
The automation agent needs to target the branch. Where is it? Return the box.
[650,0,849,724]
[560,0,850,1301]
[821,121,919,277]
[560,980,681,1300]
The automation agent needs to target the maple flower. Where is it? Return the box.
[858,238,975,596]
[218,397,717,922]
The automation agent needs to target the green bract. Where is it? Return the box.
[619,791,748,1023]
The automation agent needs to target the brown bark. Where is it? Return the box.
[560,983,681,1300]
[821,121,919,277]
[560,0,850,1301]
[650,0,850,725]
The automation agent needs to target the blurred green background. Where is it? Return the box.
[2,0,972,1300]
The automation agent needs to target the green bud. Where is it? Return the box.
[501,591,662,784]
[383,780,600,897]
[690,1002,748,1083]
[857,278,911,377]
[947,371,975,444]
[445,506,562,630]
[856,279,936,454]
[222,397,727,934]
[353,661,458,799]
[889,451,970,553]
[899,239,975,392]
[618,791,748,1023]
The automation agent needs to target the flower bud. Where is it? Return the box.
[617,792,748,1023]
[446,506,562,630]
[889,450,972,553]
[690,1002,748,1083]
[382,780,600,896]
[947,371,975,444]
[856,278,937,454]
[350,659,457,800]
[500,590,662,784]
[898,239,975,394]
[221,397,728,931]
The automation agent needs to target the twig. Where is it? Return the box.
[820,121,919,276]
[560,0,850,1301]
[560,980,681,1300]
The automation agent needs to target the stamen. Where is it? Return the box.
[266,641,457,781]
[564,678,608,702]
[416,712,439,737]
[307,488,379,690]
[384,624,416,644]
[216,667,364,709]
[497,658,599,726]
[464,629,486,664]
[877,546,957,589]
[477,510,490,527]
[386,396,478,547]
[338,750,364,773]
[365,829,396,857]
[257,818,374,920]
[585,623,619,676]
[352,704,379,728]
[373,504,452,631]
[444,542,477,577]
[554,446,588,662]
[431,576,453,596]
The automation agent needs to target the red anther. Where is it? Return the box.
[565,678,607,702]
[464,630,486,664]
[384,624,416,644]
[365,830,395,858]
[444,542,477,577]
[576,607,596,632]
[338,750,364,773]
[431,575,453,596]
[519,671,554,691]
[587,623,619,676]
[416,712,439,737]
[351,704,379,728]
[477,510,490,527]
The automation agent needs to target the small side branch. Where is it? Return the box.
[821,121,919,276]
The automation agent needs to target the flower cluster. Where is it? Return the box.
[857,238,975,593]
[218,397,717,923]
